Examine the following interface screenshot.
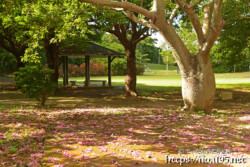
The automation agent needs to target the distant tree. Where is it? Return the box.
[136,37,162,64]
[211,0,249,72]
[89,2,152,96]
[97,33,145,75]
[160,49,175,65]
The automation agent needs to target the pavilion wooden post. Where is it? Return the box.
[62,56,69,86]
[85,55,90,87]
[65,56,68,85]
[108,56,112,87]
[62,56,66,86]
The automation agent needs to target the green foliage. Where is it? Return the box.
[160,43,176,65]
[0,0,29,67]
[111,58,145,75]
[100,33,161,64]
[178,27,199,55]
[14,64,56,106]
[111,58,127,75]
[98,34,145,75]
[99,34,126,54]
[0,48,16,75]
[1,0,94,64]
[136,37,162,63]
[211,0,249,73]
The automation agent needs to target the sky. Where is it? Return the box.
[151,32,165,48]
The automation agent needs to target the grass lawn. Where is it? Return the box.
[0,64,249,166]
[59,63,250,93]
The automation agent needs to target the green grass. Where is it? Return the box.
[144,63,177,75]
[58,63,250,93]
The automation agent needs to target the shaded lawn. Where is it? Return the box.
[0,102,249,167]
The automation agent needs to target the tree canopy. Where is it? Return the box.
[211,0,249,72]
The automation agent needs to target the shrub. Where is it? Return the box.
[136,62,145,75]
[111,58,127,75]
[14,64,56,106]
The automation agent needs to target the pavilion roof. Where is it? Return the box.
[59,41,125,58]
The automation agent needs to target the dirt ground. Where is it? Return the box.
[0,80,249,167]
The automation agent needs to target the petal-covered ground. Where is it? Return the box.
[0,105,249,167]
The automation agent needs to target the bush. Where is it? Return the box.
[111,58,127,75]
[14,64,56,106]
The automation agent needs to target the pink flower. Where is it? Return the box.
[31,153,43,158]
[47,157,59,163]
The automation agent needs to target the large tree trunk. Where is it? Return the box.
[125,45,137,96]
[45,43,59,85]
[15,53,25,70]
[181,56,216,113]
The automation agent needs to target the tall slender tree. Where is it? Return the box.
[79,0,225,112]
[90,2,152,96]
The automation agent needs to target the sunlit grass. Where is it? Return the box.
[58,65,250,91]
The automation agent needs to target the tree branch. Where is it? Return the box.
[202,0,223,56]
[191,0,204,7]
[208,0,223,45]
[111,23,129,45]
[78,0,155,20]
[131,25,149,43]
[169,5,179,25]
[202,2,214,39]
[131,21,137,38]
[175,0,205,45]
[133,33,150,44]
[120,24,128,36]
[124,10,158,30]
[152,0,165,17]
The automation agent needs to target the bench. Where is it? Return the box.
[70,80,76,86]
[84,80,106,86]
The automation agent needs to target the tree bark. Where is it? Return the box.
[125,45,137,96]
[107,22,149,97]
[181,53,216,113]
[44,29,60,85]
[15,52,25,70]
[44,43,59,85]
[40,93,46,106]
